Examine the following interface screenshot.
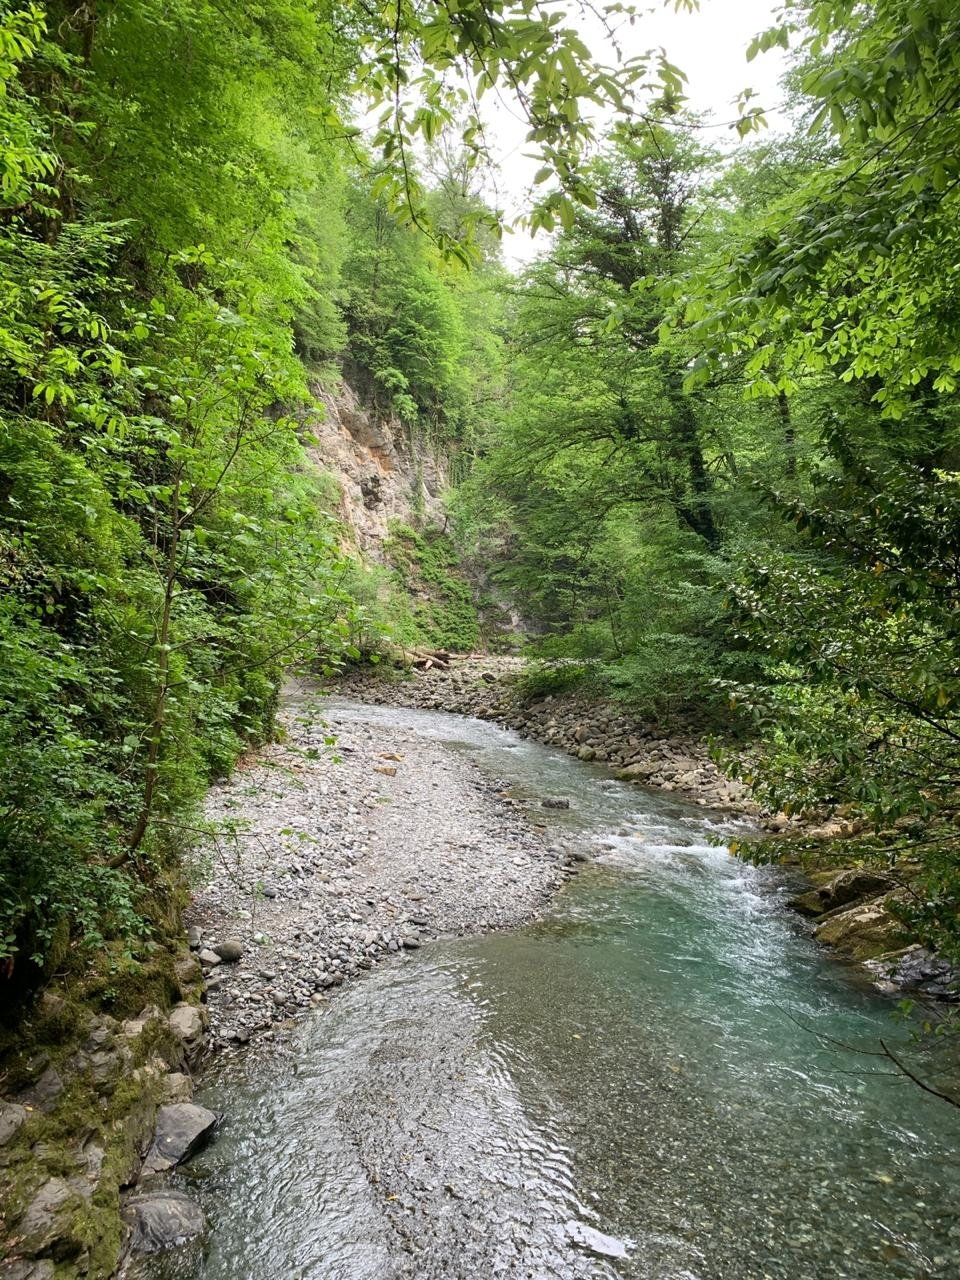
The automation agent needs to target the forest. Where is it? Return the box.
[1,0,960,1017]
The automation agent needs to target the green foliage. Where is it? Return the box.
[513,660,595,703]
[722,454,960,958]
[0,0,364,979]
[680,0,960,411]
[455,121,781,719]
[353,0,706,245]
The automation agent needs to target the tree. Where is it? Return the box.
[682,0,960,412]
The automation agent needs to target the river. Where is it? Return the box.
[144,700,960,1280]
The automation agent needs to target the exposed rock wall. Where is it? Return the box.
[307,381,447,557]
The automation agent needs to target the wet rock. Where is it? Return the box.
[874,947,960,1000]
[122,1189,206,1252]
[789,888,827,918]
[213,937,244,963]
[815,895,903,959]
[541,797,570,810]
[140,1102,219,1177]
[817,868,894,913]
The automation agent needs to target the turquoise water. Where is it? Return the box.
[158,704,960,1280]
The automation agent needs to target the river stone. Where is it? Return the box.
[878,947,960,999]
[168,1003,204,1045]
[186,925,202,949]
[197,948,222,968]
[213,937,244,963]
[140,1103,218,1177]
[0,1101,27,1146]
[815,896,902,959]
[541,797,570,809]
[789,888,827,918]
[122,1190,206,1252]
[817,868,894,913]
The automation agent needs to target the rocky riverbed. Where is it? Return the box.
[185,681,574,1051]
[5,667,954,1280]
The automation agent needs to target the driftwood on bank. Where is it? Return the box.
[380,642,452,670]
[410,649,451,670]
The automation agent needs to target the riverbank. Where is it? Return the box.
[120,692,960,1280]
[2,671,952,1279]
[335,656,762,815]
[1,686,578,1280]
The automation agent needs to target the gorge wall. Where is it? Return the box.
[307,381,447,558]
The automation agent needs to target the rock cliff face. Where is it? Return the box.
[307,381,447,557]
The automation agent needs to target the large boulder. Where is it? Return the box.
[815,896,903,959]
[790,868,894,919]
[140,1103,218,1177]
[122,1190,205,1253]
[818,868,894,913]
[874,947,960,1000]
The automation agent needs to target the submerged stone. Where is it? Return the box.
[565,1220,629,1259]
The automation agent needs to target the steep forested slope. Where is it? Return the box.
[0,0,510,1001]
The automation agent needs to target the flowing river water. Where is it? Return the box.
[154,702,960,1280]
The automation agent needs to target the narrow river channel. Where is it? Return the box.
[151,701,960,1280]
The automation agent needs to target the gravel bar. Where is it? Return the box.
[185,681,572,1051]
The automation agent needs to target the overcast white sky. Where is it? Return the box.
[486,0,792,265]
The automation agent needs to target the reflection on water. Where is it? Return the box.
[145,700,960,1280]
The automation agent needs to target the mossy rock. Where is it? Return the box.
[71,948,182,1021]
[814,893,905,959]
